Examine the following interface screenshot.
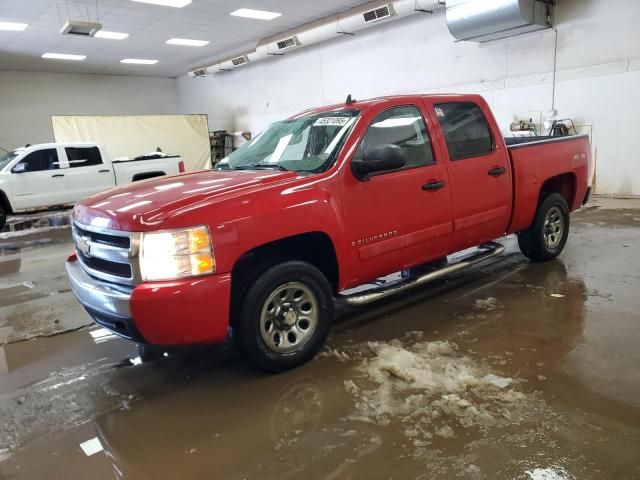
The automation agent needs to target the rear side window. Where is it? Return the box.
[435,102,494,160]
[66,147,103,168]
[17,149,60,172]
[357,105,435,169]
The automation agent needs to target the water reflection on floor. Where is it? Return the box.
[1,203,639,479]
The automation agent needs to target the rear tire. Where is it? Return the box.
[518,193,570,262]
[235,261,333,373]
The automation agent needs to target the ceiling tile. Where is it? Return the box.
[0,0,370,77]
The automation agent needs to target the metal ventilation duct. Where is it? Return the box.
[189,0,443,77]
[60,20,102,37]
[446,0,551,43]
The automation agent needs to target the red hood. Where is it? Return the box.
[73,169,299,231]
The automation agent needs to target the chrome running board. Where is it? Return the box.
[337,242,505,306]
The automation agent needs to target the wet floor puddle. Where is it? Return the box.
[1,206,640,479]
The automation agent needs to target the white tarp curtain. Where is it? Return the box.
[51,114,211,172]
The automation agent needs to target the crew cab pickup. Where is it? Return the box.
[0,142,185,228]
[66,94,592,372]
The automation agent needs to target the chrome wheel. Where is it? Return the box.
[260,282,319,354]
[543,206,564,249]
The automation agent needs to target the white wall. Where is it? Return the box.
[177,0,640,196]
[0,71,178,153]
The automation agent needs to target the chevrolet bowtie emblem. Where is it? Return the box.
[78,235,92,257]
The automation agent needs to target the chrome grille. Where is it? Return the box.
[72,221,142,286]
[74,223,130,249]
[76,250,132,278]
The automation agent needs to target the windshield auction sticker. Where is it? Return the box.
[314,117,351,127]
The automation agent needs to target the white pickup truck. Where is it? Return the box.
[0,142,185,228]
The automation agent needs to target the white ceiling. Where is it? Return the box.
[0,0,369,77]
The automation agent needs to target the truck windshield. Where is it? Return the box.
[216,109,360,173]
[0,150,20,171]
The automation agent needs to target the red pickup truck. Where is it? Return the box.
[66,94,592,371]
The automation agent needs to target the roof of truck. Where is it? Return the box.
[20,142,102,149]
[290,93,483,118]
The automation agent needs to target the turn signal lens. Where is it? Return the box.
[189,228,211,252]
[140,226,215,281]
[192,253,215,275]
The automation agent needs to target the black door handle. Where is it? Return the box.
[51,174,65,178]
[98,169,110,173]
[422,180,446,191]
[488,166,506,177]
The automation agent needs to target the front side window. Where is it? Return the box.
[216,109,360,173]
[435,102,494,160]
[15,149,60,172]
[356,105,434,170]
[66,147,103,168]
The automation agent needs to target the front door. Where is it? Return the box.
[340,104,453,287]
[427,99,512,252]
[10,147,70,210]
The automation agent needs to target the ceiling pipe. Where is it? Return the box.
[188,0,444,77]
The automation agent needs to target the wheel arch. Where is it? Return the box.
[539,172,577,210]
[229,231,340,324]
[0,189,13,214]
[132,171,166,182]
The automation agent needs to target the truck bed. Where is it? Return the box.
[504,136,563,146]
[112,154,181,164]
[506,134,592,234]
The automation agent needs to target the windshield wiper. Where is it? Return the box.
[233,163,289,171]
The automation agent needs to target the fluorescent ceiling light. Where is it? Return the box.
[95,30,129,40]
[121,58,158,64]
[230,8,281,20]
[42,53,86,61]
[130,0,191,7]
[166,38,209,47]
[0,21,29,31]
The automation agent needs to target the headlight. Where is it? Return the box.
[139,226,215,281]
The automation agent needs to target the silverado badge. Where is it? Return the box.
[352,230,398,247]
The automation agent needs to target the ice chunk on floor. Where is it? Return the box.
[0,448,11,463]
[474,297,498,311]
[345,336,547,449]
[483,373,513,389]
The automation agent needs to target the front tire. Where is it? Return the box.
[518,193,570,262]
[235,261,334,373]
[138,344,164,363]
[0,205,6,231]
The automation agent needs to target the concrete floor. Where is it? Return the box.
[0,198,639,479]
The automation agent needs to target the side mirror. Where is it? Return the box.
[351,144,406,181]
[12,162,27,173]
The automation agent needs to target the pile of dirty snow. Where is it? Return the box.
[344,338,547,449]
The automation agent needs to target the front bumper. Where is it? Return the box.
[67,257,232,346]
[66,258,145,342]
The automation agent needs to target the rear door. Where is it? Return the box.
[65,146,115,202]
[340,103,452,287]
[427,99,512,252]
[9,147,70,210]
